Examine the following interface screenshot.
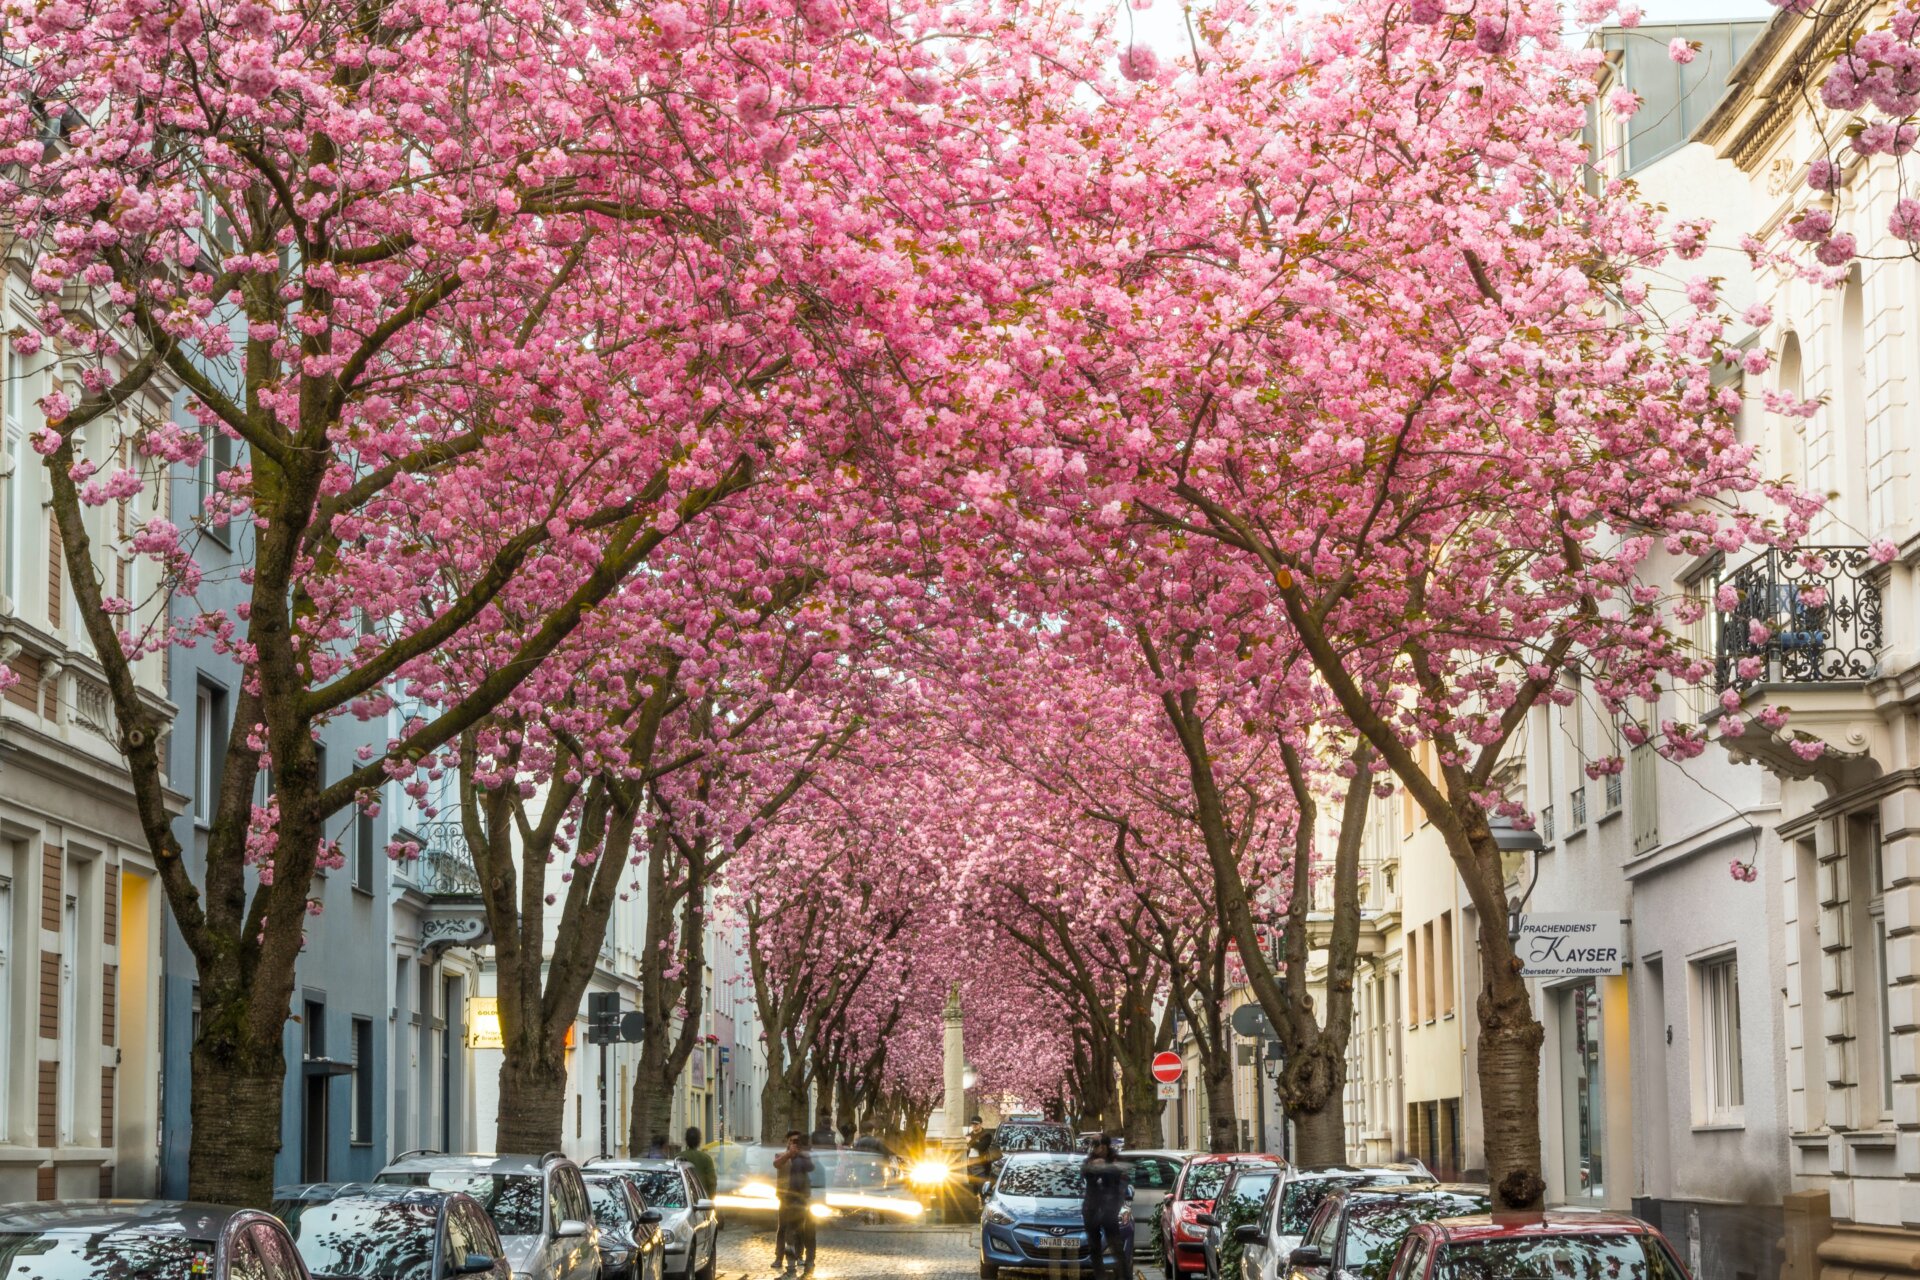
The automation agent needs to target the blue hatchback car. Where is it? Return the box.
[980,1152,1131,1278]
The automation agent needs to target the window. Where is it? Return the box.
[355,810,375,892]
[194,683,227,825]
[1694,953,1744,1124]
[198,424,233,545]
[1851,813,1893,1117]
[351,1017,373,1145]
[1406,930,1422,1024]
[313,744,329,872]
[0,430,15,607]
[1559,979,1605,1200]
[57,891,77,1145]
[0,858,12,1140]
[1629,743,1659,854]
[1421,922,1436,1023]
[1566,678,1587,827]
[1437,913,1455,1017]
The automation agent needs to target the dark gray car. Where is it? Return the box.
[0,1200,310,1279]
[377,1152,601,1280]
[274,1183,512,1279]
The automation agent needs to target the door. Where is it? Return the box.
[302,1000,328,1182]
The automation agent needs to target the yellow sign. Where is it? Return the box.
[466,997,504,1049]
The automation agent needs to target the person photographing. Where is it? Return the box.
[772,1129,817,1277]
[1081,1134,1132,1280]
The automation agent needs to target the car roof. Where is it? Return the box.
[0,1201,249,1237]
[1345,1183,1487,1200]
[1292,1163,1427,1177]
[1189,1152,1280,1165]
[1427,1210,1659,1242]
[295,1186,450,1208]
[999,1151,1083,1165]
[584,1159,684,1174]
[382,1153,561,1175]
[1122,1149,1198,1160]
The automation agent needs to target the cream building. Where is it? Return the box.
[0,288,175,1196]
[1684,9,1920,1276]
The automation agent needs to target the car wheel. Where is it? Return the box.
[979,1263,998,1280]
[693,1239,716,1280]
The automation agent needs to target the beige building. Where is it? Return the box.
[0,291,176,1197]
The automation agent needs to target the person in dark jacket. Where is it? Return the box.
[1081,1134,1133,1280]
[773,1130,817,1277]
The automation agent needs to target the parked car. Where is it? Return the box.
[992,1120,1077,1158]
[376,1151,601,1280]
[1116,1148,1193,1255]
[1382,1210,1692,1280]
[979,1151,1130,1279]
[583,1171,667,1280]
[583,1158,718,1280]
[1156,1153,1282,1276]
[1237,1164,1432,1280]
[0,1200,311,1279]
[1275,1184,1491,1280]
[274,1183,512,1279]
[1197,1162,1282,1278]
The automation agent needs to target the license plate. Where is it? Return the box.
[1042,1235,1084,1250]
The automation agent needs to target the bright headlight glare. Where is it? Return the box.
[808,1202,833,1221]
[908,1160,952,1187]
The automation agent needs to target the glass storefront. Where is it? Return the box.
[1559,979,1605,1200]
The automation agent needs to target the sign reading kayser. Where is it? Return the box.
[1515,912,1625,978]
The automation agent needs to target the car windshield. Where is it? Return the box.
[996,1160,1086,1199]
[623,1170,688,1210]
[998,1126,1073,1153]
[1224,1172,1277,1210]
[1276,1175,1421,1236]
[379,1172,543,1237]
[286,1200,440,1280]
[587,1183,633,1231]
[1434,1234,1689,1279]
[1182,1162,1248,1203]
[0,1231,216,1278]
[1341,1195,1492,1280]
[809,1151,892,1189]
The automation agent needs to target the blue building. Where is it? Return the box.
[157,414,399,1192]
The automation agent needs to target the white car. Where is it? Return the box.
[377,1150,602,1280]
[585,1158,719,1279]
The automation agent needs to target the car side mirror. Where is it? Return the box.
[455,1255,497,1276]
[1234,1224,1264,1245]
[695,1198,715,1211]
[1287,1245,1328,1269]
[556,1218,590,1239]
[639,1209,663,1224]
[1195,1213,1219,1227]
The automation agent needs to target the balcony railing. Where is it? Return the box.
[408,821,483,896]
[1604,772,1622,813]
[1570,788,1587,830]
[1715,547,1883,693]
[1541,805,1556,844]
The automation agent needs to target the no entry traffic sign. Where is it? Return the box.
[1151,1051,1184,1084]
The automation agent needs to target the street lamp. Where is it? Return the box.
[962,1065,978,1092]
[1488,814,1547,942]
[1261,1053,1279,1082]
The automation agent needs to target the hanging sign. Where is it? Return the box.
[1515,913,1625,978]
[1156,1082,1180,1100]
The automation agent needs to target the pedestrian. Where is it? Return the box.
[810,1118,838,1150]
[837,1122,855,1149]
[1082,1134,1133,1280]
[682,1126,717,1198]
[963,1116,995,1217]
[772,1128,817,1278]
[645,1133,669,1158]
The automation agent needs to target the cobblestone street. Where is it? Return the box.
[713,1223,1167,1280]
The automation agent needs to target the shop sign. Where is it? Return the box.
[1515,912,1624,978]
[466,997,504,1049]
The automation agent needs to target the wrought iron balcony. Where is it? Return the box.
[1714,547,1883,693]
[407,821,483,897]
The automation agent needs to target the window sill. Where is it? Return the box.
[1842,1129,1897,1149]
[351,883,375,898]
[1690,1121,1745,1133]
[350,1140,372,1149]
[1598,808,1623,826]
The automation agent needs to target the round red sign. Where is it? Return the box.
[1151,1052,1184,1084]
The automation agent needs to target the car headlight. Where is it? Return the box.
[982,1203,1016,1227]
[908,1159,952,1187]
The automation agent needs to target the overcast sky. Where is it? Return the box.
[1123,0,1777,54]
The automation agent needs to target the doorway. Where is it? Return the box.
[303,1000,328,1182]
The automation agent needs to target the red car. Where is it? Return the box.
[1156,1153,1282,1275]
[1382,1209,1692,1280]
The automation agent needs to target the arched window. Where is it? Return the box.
[1777,331,1809,491]
[1837,270,1869,534]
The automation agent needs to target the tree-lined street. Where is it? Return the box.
[3,0,1920,1274]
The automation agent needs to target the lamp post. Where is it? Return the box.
[1487,813,1547,943]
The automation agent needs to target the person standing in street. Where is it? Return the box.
[1082,1134,1133,1280]
[682,1126,716,1199]
[773,1129,817,1278]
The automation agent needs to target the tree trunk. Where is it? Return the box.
[497,1050,570,1155]
[1278,1036,1348,1166]
[1478,933,1547,1209]
[1116,1059,1164,1151]
[761,1067,807,1142]
[1202,1053,1238,1154]
[628,1031,678,1154]
[186,1044,286,1207]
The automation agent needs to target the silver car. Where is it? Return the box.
[1118,1149,1194,1254]
[1237,1164,1431,1280]
[378,1151,602,1280]
[585,1158,719,1280]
